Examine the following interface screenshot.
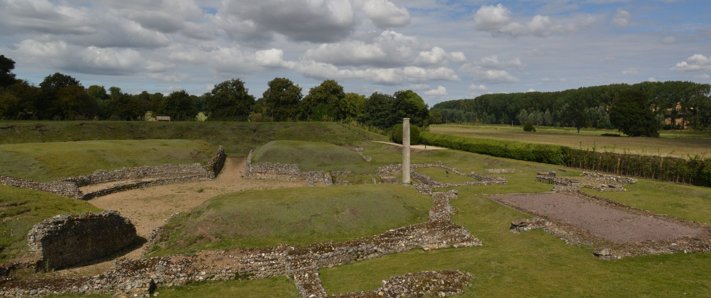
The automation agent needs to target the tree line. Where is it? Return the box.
[0,55,428,129]
[431,81,711,136]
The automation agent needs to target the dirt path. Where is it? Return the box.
[52,157,306,277]
[494,192,706,244]
[372,141,446,151]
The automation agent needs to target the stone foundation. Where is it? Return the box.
[245,150,333,186]
[0,146,227,200]
[26,211,138,271]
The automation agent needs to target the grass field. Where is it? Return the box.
[0,139,215,181]
[148,184,431,256]
[430,124,711,158]
[252,140,367,172]
[0,121,385,156]
[0,185,100,263]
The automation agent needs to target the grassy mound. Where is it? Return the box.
[0,121,386,156]
[148,184,431,256]
[0,139,215,181]
[252,140,366,172]
[0,185,100,263]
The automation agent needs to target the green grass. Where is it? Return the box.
[0,121,386,156]
[415,167,475,184]
[148,184,431,256]
[431,124,711,158]
[252,140,367,172]
[158,277,299,298]
[0,185,100,263]
[583,180,711,226]
[319,179,711,297]
[0,139,216,181]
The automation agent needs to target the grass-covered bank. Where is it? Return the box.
[148,184,431,256]
[319,179,711,297]
[430,124,711,158]
[0,139,215,181]
[0,121,386,156]
[0,185,100,263]
[421,131,711,186]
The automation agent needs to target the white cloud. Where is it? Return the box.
[360,0,410,28]
[622,68,639,75]
[476,69,518,83]
[217,0,355,43]
[14,38,150,75]
[304,31,465,68]
[613,9,630,27]
[255,48,290,67]
[473,3,597,37]
[425,85,447,96]
[469,84,488,96]
[674,54,711,72]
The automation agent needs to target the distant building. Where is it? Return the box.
[156,116,171,122]
[663,102,688,129]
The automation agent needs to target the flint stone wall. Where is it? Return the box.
[0,176,80,197]
[0,146,227,199]
[27,211,137,270]
[245,150,333,186]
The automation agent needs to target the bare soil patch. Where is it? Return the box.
[494,192,706,244]
[49,157,305,277]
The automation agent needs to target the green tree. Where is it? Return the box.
[361,92,396,129]
[55,85,98,120]
[162,90,197,121]
[610,88,660,137]
[262,78,302,121]
[563,102,588,133]
[393,90,429,126]
[300,80,346,121]
[0,55,16,87]
[0,80,40,119]
[38,73,85,119]
[206,79,255,121]
[343,92,366,121]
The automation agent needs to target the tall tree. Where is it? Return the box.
[38,73,84,119]
[361,92,396,129]
[206,79,255,120]
[609,88,659,137]
[0,55,16,87]
[299,80,346,121]
[262,78,302,121]
[343,92,366,121]
[393,90,429,126]
[162,90,197,121]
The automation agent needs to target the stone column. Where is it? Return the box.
[402,118,411,184]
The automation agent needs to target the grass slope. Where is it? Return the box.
[320,178,711,297]
[252,140,366,172]
[0,139,215,181]
[149,184,431,256]
[0,121,386,156]
[0,185,100,263]
[159,277,299,298]
[431,124,711,158]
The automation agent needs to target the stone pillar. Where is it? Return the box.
[402,118,411,184]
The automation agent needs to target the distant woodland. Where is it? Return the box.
[431,81,711,136]
[3,54,711,137]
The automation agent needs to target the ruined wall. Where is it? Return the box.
[0,176,80,197]
[245,150,333,186]
[26,211,137,270]
[1,146,228,199]
[205,146,226,178]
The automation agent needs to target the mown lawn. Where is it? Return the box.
[252,140,367,172]
[0,139,216,181]
[0,121,386,156]
[148,184,432,256]
[0,185,100,263]
[431,124,711,158]
[320,177,711,297]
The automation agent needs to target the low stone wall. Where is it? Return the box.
[536,171,636,192]
[1,146,227,200]
[206,146,226,178]
[26,211,138,270]
[245,150,333,186]
[334,270,472,298]
[0,176,80,197]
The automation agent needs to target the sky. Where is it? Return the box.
[1,0,710,105]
